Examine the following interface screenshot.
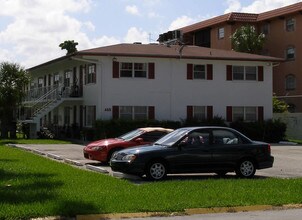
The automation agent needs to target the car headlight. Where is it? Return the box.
[122,154,137,162]
[91,146,106,151]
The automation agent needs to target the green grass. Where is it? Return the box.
[0,138,72,145]
[1,145,302,220]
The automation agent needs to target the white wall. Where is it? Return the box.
[93,56,273,121]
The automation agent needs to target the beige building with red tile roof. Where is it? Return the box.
[177,2,302,112]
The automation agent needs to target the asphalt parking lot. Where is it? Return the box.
[11,143,302,180]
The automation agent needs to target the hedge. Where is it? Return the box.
[81,117,286,143]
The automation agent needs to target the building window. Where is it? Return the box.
[286,18,295,32]
[286,47,295,60]
[85,105,96,127]
[193,65,206,79]
[193,106,206,120]
[120,62,147,78]
[86,64,96,84]
[218,27,225,39]
[286,74,296,90]
[261,23,269,35]
[120,106,148,120]
[233,106,257,122]
[64,70,71,87]
[233,66,257,81]
[134,63,147,78]
[54,73,60,86]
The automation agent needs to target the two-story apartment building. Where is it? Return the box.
[175,2,302,112]
[21,43,281,138]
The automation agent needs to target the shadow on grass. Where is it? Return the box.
[128,173,270,184]
[0,169,100,218]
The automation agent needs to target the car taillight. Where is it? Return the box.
[268,144,271,154]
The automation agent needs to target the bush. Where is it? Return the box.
[86,118,286,143]
[230,119,286,143]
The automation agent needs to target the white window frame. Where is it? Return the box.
[119,106,148,120]
[193,64,206,79]
[120,62,147,78]
[286,18,295,32]
[233,106,257,122]
[233,66,257,81]
[87,64,96,84]
[218,27,225,39]
[286,74,296,91]
[193,106,206,120]
[286,47,295,60]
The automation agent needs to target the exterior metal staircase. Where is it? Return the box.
[21,86,63,123]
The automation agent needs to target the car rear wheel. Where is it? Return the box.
[236,159,256,178]
[146,161,167,181]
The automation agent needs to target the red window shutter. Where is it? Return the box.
[226,106,233,122]
[112,61,119,78]
[187,64,193,80]
[148,106,155,120]
[207,64,213,80]
[187,106,193,119]
[112,106,119,119]
[258,66,264,81]
[207,106,213,120]
[226,65,232,81]
[148,63,155,79]
[258,106,264,122]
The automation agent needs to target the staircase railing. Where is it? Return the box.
[31,87,60,118]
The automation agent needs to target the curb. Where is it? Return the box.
[64,159,84,166]
[76,204,302,220]
[86,164,109,174]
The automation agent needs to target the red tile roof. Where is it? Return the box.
[258,2,302,21]
[77,43,282,62]
[28,43,283,71]
[180,2,302,33]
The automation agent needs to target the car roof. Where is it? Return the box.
[176,126,235,132]
[138,127,174,132]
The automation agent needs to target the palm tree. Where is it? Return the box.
[0,62,30,138]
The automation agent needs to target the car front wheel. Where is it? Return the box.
[146,161,167,181]
[236,159,256,178]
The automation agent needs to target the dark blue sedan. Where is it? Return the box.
[110,127,274,180]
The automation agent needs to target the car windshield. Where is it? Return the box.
[154,128,189,147]
[118,129,144,141]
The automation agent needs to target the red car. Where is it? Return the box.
[83,127,173,163]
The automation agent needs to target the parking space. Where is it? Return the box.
[10,143,302,180]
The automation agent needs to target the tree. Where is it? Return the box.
[59,40,78,55]
[230,25,265,54]
[0,62,30,138]
[273,95,288,113]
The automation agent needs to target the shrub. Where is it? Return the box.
[230,119,286,143]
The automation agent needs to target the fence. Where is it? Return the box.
[273,113,302,140]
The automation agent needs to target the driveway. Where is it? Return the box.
[11,143,302,179]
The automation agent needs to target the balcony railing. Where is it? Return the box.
[23,84,83,103]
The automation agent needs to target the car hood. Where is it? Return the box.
[86,138,123,148]
[117,144,165,154]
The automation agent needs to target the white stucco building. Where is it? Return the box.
[20,43,282,138]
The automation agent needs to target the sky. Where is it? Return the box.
[0,0,301,68]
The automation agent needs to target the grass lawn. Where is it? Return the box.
[1,144,302,220]
[0,138,72,145]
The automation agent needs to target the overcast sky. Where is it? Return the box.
[0,0,301,68]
